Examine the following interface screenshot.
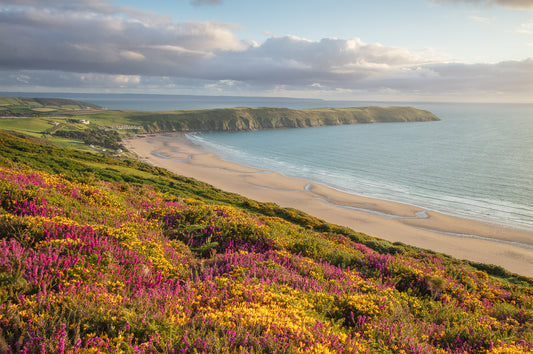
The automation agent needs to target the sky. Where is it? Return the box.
[1,0,533,102]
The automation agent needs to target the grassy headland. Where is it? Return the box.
[119,106,439,132]
[0,97,438,152]
[0,97,102,117]
[0,128,532,352]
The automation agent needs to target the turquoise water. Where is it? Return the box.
[188,103,533,231]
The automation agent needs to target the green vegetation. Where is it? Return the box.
[0,97,439,155]
[0,97,124,151]
[0,97,102,117]
[120,106,439,132]
[0,131,532,353]
[52,128,123,150]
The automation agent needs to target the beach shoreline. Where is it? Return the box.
[123,133,533,277]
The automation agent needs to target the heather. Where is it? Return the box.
[0,132,532,353]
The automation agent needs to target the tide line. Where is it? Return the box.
[254,182,429,220]
[314,195,429,220]
[414,227,533,250]
[151,150,270,175]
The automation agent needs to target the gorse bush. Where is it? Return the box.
[0,132,532,353]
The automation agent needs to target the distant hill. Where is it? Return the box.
[0,96,103,117]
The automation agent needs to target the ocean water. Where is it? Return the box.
[187,102,533,232]
[3,92,532,231]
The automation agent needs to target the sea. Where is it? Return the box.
[3,92,533,232]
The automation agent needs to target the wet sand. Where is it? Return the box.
[124,133,533,277]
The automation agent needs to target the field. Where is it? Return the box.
[0,97,102,114]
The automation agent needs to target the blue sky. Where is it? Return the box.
[121,0,533,62]
[1,0,532,101]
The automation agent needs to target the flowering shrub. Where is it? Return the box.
[0,151,532,353]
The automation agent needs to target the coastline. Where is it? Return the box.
[123,133,533,277]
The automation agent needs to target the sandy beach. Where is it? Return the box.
[124,133,533,277]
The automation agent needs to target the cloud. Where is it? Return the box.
[191,0,222,6]
[0,0,532,101]
[0,0,154,20]
[469,15,491,23]
[390,59,533,94]
[0,3,427,80]
[0,70,193,91]
[433,0,533,9]
[517,22,533,34]
[0,2,248,76]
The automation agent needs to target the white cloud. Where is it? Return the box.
[191,0,222,6]
[517,22,533,34]
[15,74,31,84]
[0,3,248,76]
[469,15,491,23]
[79,73,141,85]
[119,51,146,62]
[433,0,533,9]
[0,0,160,21]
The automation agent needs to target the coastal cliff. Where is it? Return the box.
[125,106,440,133]
[0,96,439,136]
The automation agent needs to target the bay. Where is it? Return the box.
[187,102,533,232]
[3,92,532,231]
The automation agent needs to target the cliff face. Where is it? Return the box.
[128,106,440,133]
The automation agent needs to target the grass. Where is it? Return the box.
[31,107,58,112]
[0,97,102,111]
[0,118,55,137]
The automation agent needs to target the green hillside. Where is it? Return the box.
[0,131,532,353]
[0,97,439,154]
[0,97,103,117]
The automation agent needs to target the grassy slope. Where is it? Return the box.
[0,97,102,114]
[0,131,532,353]
[0,97,109,150]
